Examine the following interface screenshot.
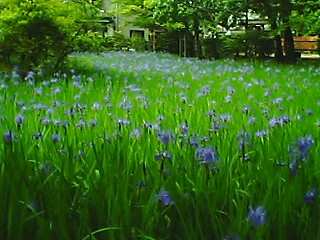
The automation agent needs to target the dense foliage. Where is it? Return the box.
[114,0,320,61]
[0,52,319,239]
[0,0,105,76]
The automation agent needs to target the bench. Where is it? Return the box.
[293,36,318,53]
[282,36,319,54]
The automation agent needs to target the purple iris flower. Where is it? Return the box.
[3,130,17,143]
[247,205,267,227]
[297,135,314,159]
[89,120,98,127]
[189,135,199,147]
[41,117,51,125]
[131,129,142,138]
[15,114,24,125]
[52,133,60,143]
[53,100,62,107]
[58,121,70,128]
[28,200,42,213]
[33,132,43,140]
[196,147,219,165]
[305,109,313,115]
[92,102,101,110]
[271,97,283,104]
[157,115,165,121]
[304,188,316,203]
[76,120,87,128]
[219,114,233,122]
[180,121,189,135]
[117,119,131,126]
[39,161,54,174]
[269,116,290,128]
[120,101,132,111]
[197,85,211,97]
[210,121,226,132]
[155,190,174,206]
[289,135,314,166]
[143,122,160,131]
[255,130,269,138]
[206,109,216,117]
[155,151,172,162]
[237,130,251,149]
[289,160,299,176]
[16,101,26,108]
[242,106,250,114]
[157,131,176,144]
[33,103,48,111]
[227,86,236,94]
[225,95,232,103]
[248,116,257,125]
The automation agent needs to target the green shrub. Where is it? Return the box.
[219,31,274,59]
[218,35,244,58]
[202,37,223,59]
[155,30,180,54]
[244,30,274,58]
[131,36,150,52]
[156,30,195,57]
[0,0,105,78]
[0,14,68,76]
[103,31,132,51]
[74,30,105,53]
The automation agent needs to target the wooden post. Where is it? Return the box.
[183,30,187,57]
[152,30,156,52]
[179,31,182,57]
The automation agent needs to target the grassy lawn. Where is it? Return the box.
[0,51,319,239]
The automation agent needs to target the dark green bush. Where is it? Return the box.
[131,36,151,52]
[156,30,195,57]
[202,38,223,59]
[219,31,274,59]
[0,15,68,76]
[0,0,106,78]
[218,35,244,58]
[103,31,132,51]
[155,30,180,54]
[244,31,274,58]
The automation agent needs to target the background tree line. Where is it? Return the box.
[115,0,320,63]
[0,0,319,77]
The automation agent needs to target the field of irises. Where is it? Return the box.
[0,51,320,240]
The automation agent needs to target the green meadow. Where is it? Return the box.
[0,52,319,240]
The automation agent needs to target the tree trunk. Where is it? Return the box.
[179,31,182,57]
[283,26,296,63]
[183,30,187,57]
[270,21,284,62]
[274,34,284,61]
[193,16,203,59]
[183,21,195,57]
[152,29,156,52]
[280,0,296,63]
